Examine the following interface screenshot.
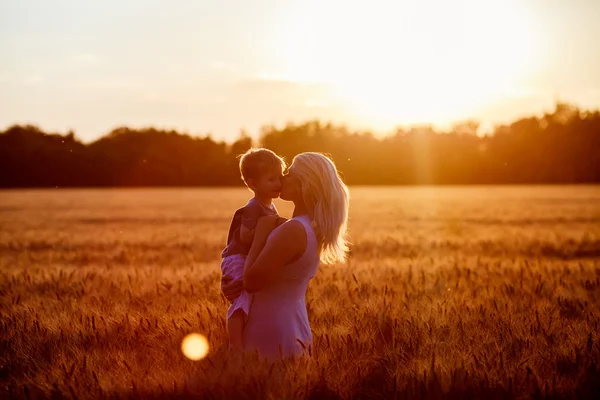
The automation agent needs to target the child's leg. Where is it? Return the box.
[227,309,245,351]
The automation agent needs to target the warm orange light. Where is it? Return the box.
[275,0,540,129]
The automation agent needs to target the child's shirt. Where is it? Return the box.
[221,198,278,258]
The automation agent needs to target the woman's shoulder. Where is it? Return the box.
[274,218,306,240]
[273,216,317,246]
[261,219,307,259]
[290,215,316,237]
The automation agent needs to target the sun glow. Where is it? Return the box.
[181,333,209,360]
[276,0,540,129]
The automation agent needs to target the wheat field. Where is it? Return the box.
[1,186,600,399]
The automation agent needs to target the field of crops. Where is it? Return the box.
[1,186,599,399]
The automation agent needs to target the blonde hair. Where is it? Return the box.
[238,148,286,185]
[291,152,350,264]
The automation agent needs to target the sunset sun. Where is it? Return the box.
[276,0,540,129]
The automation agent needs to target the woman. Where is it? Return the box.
[221,152,350,359]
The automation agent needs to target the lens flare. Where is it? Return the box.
[181,333,209,360]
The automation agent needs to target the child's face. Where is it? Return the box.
[251,168,283,199]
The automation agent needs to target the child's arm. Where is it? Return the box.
[239,206,260,244]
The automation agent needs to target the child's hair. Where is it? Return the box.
[238,148,286,185]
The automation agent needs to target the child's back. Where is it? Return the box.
[221,197,278,259]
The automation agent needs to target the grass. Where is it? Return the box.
[1,186,599,399]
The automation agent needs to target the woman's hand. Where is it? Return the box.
[275,217,288,227]
[221,275,244,302]
[254,215,281,241]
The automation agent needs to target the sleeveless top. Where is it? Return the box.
[243,214,320,359]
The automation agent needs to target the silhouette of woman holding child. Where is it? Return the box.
[221,151,350,360]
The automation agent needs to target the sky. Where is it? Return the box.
[1,0,599,143]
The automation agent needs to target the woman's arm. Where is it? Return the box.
[242,215,280,274]
[243,219,306,293]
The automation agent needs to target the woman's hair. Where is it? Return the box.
[238,148,286,185]
[291,152,350,264]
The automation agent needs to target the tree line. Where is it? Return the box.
[1,102,599,187]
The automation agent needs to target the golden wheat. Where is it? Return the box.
[0,186,599,399]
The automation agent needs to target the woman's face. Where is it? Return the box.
[279,165,301,201]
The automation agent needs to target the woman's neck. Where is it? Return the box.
[292,200,309,218]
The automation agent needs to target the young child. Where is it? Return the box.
[221,148,286,351]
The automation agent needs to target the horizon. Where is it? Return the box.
[2,0,600,143]
[2,100,594,146]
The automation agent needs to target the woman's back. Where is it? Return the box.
[243,215,319,359]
